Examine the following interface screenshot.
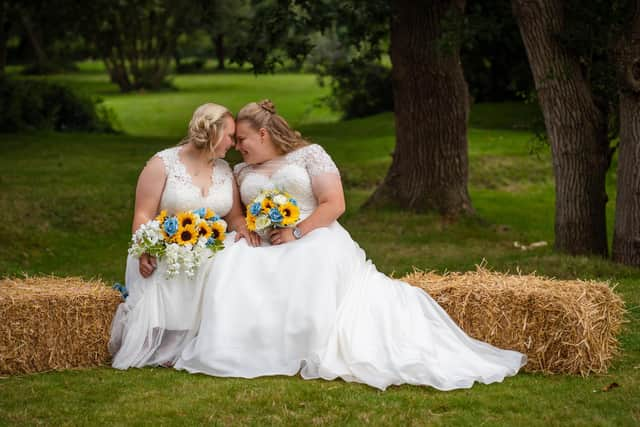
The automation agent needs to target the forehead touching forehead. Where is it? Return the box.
[224,115,236,133]
[236,120,257,137]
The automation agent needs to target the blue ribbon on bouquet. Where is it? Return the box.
[112,282,128,300]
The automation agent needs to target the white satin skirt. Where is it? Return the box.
[175,223,526,391]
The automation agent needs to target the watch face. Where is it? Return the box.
[293,227,302,239]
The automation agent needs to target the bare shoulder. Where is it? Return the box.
[144,155,167,175]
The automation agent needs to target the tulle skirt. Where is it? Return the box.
[109,233,237,369]
[175,223,527,390]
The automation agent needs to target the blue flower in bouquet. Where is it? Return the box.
[211,215,220,222]
[193,207,206,218]
[289,198,298,206]
[250,202,262,216]
[268,207,283,224]
[206,236,216,246]
[163,217,179,237]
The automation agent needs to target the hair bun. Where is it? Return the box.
[258,99,276,114]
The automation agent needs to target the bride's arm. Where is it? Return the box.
[132,156,166,277]
[132,156,166,233]
[269,174,345,245]
[224,179,261,246]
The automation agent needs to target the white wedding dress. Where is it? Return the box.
[109,146,236,369]
[175,144,527,390]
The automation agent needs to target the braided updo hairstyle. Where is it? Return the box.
[179,103,232,153]
[236,99,309,153]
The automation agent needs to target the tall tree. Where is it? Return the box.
[612,1,640,266]
[0,1,11,76]
[512,0,611,256]
[205,0,252,71]
[239,0,474,216]
[81,0,197,92]
[365,0,473,215]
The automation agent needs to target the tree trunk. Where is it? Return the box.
[18,8,48,66]
[512,0,609,256]
[0,1,8,77]
[215,33,225,70]
[364,0,473,216]
[612,2,640,266]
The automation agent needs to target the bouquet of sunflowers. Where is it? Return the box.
[128,207,226,279]
[245,189,300,234]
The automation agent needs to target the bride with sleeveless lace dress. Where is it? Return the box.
[175,101,527,391]
[109,104,257,369]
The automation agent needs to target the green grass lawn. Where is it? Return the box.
[0,68,638,425]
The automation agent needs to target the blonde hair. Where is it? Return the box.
[236,99,309,153]
[179,103,232,152]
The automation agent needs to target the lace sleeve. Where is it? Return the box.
[301,144,340,177]
[233,162,251,186]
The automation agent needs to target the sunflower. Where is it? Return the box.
[261,198,275,214]
[210,221,226,241]
[246,213,257,231]
[280,202,300,226]
[197,221,213,240]
[155,210,168,224]
[175,224,198,245]
[204,208,216,220]
[177,211,197,228]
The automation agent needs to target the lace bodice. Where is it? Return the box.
[234,144,340,220]
[155,146,234,217]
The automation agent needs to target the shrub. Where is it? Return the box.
[0,78,118,133]
[320,59,393,119]
[175,57,207,74]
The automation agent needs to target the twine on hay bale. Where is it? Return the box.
[401,267,625,375]
[0,276,121,375]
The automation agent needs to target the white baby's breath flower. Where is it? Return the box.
[255,216,271,230]
[273,194,287,205]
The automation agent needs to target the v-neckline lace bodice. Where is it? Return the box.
[155,146,234,217]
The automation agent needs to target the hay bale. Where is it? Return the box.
[0,276,121,375]
[402,267,625,375]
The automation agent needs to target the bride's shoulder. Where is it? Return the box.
[289,143,326,156]
[154,146,179,160]
[233,162,251,177]
[152,146,179,169]
[215,157,231,170]
[288,144,339,176]
[143,146,179,175]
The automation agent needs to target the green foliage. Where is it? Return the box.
[175,57,206,74]
[460,0,534,102]
[0,77,117,132]
[78,0,199,92]
[319,58,392,119]
[556,0,635,142]
[308,32,393,119]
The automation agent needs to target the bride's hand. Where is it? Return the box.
[139,253,157,278]
[235,226,261,247]
[269,228,295,245]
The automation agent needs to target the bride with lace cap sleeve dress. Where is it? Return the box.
[175,100,527,390]
[109,103,256,369]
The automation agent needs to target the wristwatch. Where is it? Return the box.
[292,226,303,239]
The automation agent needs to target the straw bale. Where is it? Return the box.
[402,267,625,375]
[0,276,121,375]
